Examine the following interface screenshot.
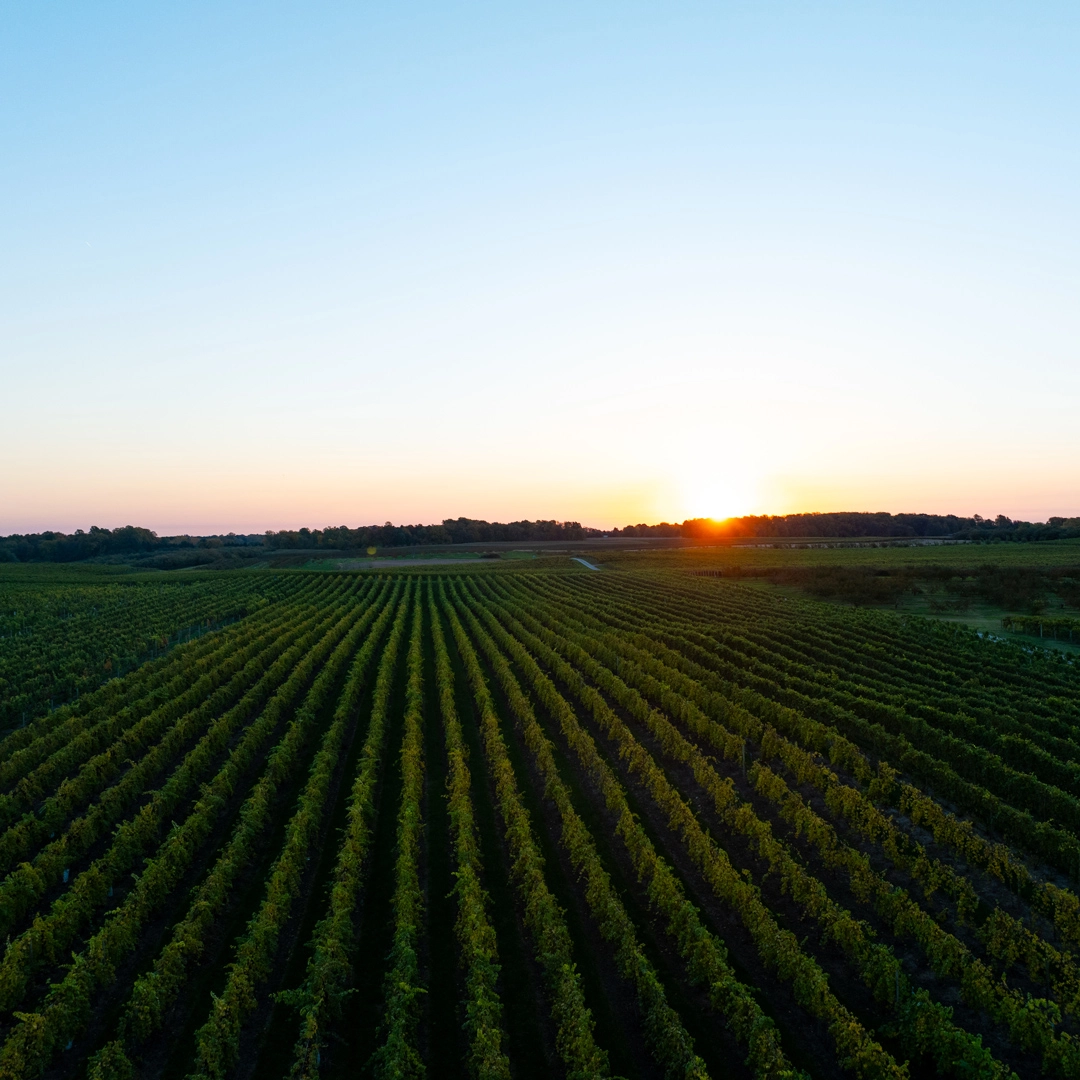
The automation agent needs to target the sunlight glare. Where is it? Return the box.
[678,469,757,523]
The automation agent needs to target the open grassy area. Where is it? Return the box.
[581,542,1080,654]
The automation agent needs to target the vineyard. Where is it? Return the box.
[1,567,1079,1080]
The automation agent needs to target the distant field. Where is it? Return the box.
[598,537,1080,571]
[328,552,538,570]
[1,565,1079,1079]
[592,544,1080,653]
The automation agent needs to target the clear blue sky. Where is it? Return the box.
[3,3,1078,533]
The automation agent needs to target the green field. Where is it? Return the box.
[1,561,1079,1080]
[595,543,1080,653]
[598,538,1080,571]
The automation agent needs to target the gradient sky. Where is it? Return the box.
[3,3,1078,534]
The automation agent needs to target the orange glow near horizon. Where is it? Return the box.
[675,471,759,525]
[4,8,1080,539]
[2,440,1078,536]
[2,466,1078,536]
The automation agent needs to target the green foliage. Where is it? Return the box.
[442,586,610,1080]
[0,566,1078,1080]
[428,585,511,1080]
[136,579,398,1076]
[0,573,294,727]
[285,584,412,1080]
[0,578,370,1079]
[369,589,428,1080]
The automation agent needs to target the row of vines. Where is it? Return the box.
[0,566,1076,1080]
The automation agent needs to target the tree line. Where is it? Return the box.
[621,512,1080,541]
[269,518,598,550]
[4,512,1080,564]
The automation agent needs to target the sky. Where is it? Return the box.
[2,3,1078,534]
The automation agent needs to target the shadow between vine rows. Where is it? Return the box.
[587,674,936,1080]
[569,577,1055,1077]
[437,600,556,1080]
[478,579,840,1075]
[421,596,468,1080]
[152,623,366,1080]
[518,659,753,1080]
[472,633,653,1080]
[531,657,849,1080]
[246,605,396,1080]
[326,622,409,1080]
[41,609,353,1080]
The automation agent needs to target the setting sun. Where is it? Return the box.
[677,469,758,524]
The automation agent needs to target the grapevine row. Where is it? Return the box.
[484,579,1024,1077]
[533,575,1080,898]
[440,590,611,1080]
[508,576,1080,984]
[0,594,316,880]
[369,589,427,1079]
[0,599,340,1010]
[0,590,371,1079]
[283,582,413,1079]
[460,582,905,1080]
[449,580,802,1079]
[450,582,710,1080]
[185,580,400,1080]
[428,584,511,1080]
